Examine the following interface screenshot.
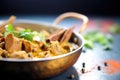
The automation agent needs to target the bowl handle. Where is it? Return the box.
[53,12,89,33]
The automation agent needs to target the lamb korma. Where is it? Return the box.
[0,16,79,59]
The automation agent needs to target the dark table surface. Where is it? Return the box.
[0,15,120,80]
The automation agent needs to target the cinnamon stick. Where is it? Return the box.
[60,26,75,43]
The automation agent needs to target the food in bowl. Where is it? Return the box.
[0,16,79,59]
[0,12,88,79]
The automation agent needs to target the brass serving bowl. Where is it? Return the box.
[0,12,88,79]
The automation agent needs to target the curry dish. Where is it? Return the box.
[0,16,78,59]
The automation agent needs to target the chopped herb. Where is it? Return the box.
[4,24,45,42]
[19,29,34,41]
[13,31,19,37]
[19,33,34,41]
[103,44,112,50]
[4,24,14,37]
[106,34,113,43]
[83,31,113,50]
[84,40,94,49]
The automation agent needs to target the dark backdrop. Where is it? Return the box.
[0,0,120,16]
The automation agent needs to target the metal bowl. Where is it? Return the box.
[0,12,88,79]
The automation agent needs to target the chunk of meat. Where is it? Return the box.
[9,51,29,59]
[22,39,39,53]
[33,41,44,48]
[0,25,5,34]
[0,37,5,42]
[5,34,22,53]
[48,41,67,55]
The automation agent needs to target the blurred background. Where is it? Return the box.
[0,0,120,17]
[0,1,120,80]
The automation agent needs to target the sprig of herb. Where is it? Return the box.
[4,24,14,37]
[18,29,34,41]
[4,24,45,41]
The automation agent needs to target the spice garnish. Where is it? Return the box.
[97,66,101,71]
[104,62,108,67]
[81,68,85,73]
[82,62,85,68]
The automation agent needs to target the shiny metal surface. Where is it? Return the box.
[0,22,84,79]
